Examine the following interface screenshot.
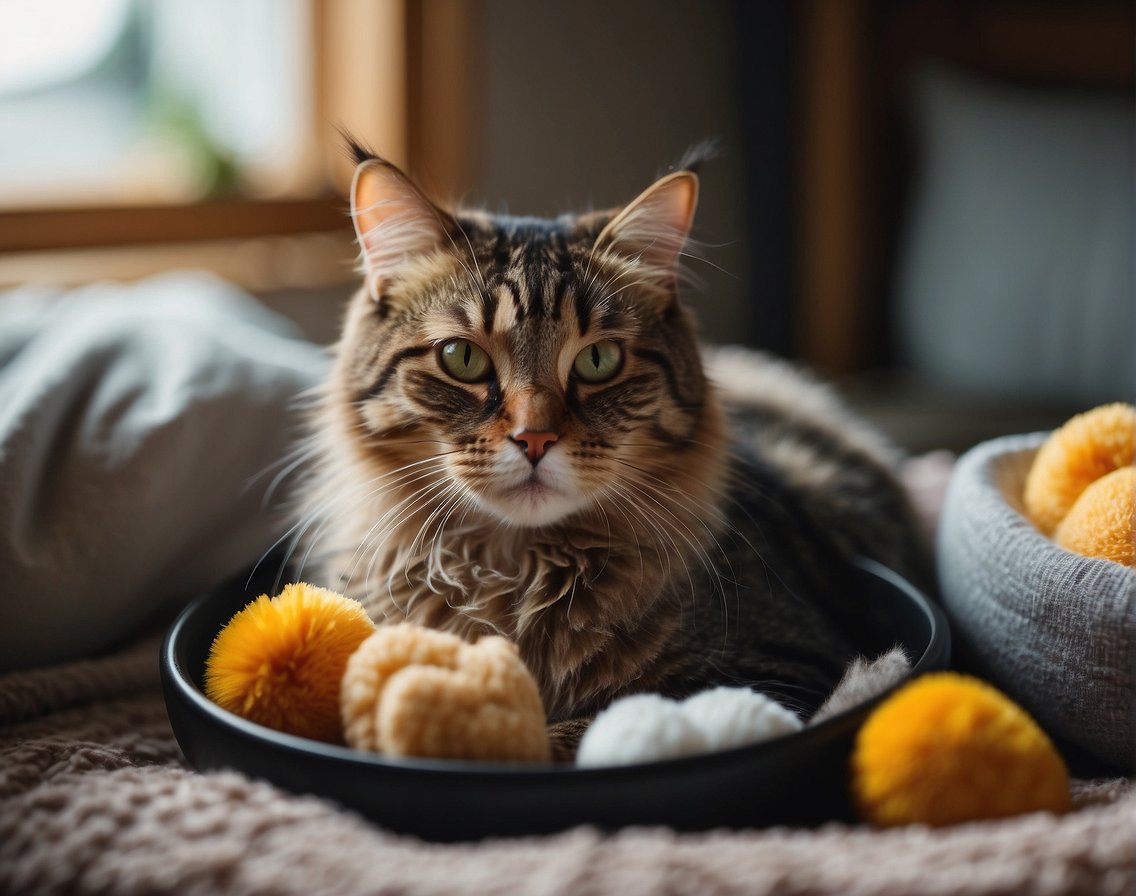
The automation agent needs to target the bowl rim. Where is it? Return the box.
[161,555,950,779]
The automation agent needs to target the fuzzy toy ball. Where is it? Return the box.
[341,624,551,762]
[205,584,376,743]
[851,673,1070,828]
[1023,402,1136,536]
[1054,466,1136,567]
[576,687,802,767]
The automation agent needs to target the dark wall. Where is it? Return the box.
[472,0,795,353]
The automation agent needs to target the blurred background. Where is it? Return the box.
[0,0,1132,452]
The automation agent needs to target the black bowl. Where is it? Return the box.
[161,557,949,841]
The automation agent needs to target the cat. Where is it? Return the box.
[296,142,929,758]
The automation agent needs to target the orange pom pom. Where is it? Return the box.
[1055,466,1136,567]
[205,583,376,743]
[1023,403,1136,536]
[851,673,1070,828]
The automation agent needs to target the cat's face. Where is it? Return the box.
[329,155,723,533]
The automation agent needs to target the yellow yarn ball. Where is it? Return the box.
[1054,466,1136,567]
[1023,402,1136,536]
[205,583,376,743]
[851,673,1070,828]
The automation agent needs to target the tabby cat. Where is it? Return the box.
[298,144,928,757]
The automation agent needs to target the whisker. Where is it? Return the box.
[345,474,455,598]
[611,461,740,643]
[292,452,456,589]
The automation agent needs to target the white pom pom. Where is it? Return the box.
[575,688,803,767]
[575,694,709,768]
[681,687,802,751]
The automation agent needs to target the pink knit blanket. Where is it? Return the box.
[1,632,1133,895]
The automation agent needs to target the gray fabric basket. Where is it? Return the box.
[938,433,1136,772]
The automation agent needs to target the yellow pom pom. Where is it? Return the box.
[851,673,1070,828]
[1054,466,1136,566]
[1023,403,1136,536]
[205,583,376,743]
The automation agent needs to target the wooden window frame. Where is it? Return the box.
[0,0,479,276]
[796,0,1134,375]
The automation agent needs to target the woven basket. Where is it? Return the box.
[937,433,1135,771]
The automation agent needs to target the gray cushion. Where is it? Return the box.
[0,272,328,672]
[938,433,1136,771]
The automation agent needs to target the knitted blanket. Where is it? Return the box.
[2,633,1133,895]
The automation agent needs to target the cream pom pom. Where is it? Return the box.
[341,623,550,762]
[576,687,801,768]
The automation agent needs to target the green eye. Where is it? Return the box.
[440,339,492,382]
[573,340,622,383]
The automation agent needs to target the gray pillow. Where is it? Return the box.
[0,272,328,672]
[938,433,1136,771]
[895,66,1136,405]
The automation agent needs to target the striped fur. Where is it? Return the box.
[297,155,928,754]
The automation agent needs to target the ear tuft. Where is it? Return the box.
[594,172,698,281]
[351,160,450,302]
[339,129,379,168]
[671,139,718,175]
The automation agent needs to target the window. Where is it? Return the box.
[0,0,476,299]
[0,0,320,207]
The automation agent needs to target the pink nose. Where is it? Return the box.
[511,430,558,464]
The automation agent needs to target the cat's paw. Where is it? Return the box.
[575,687,802,768]
[340,623,551,762]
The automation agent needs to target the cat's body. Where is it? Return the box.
[299,148,927,750]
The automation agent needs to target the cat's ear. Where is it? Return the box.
[594,171,698,283]
[351,159,452,303]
